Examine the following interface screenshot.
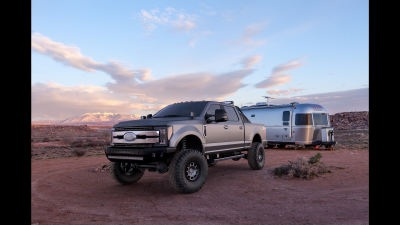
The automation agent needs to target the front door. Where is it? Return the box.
[204,104,230,153]
[223,105,245,150]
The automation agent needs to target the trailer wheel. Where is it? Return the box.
[108,161,145,185]
[247,142,265,170]
[169,149,208,193]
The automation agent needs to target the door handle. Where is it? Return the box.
[239,126,243,130]
[224,125,228,129]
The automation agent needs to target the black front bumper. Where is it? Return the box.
[104,146,176,156]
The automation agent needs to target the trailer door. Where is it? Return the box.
[282,111,291,141]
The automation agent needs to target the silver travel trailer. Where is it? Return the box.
[240,98,336,150]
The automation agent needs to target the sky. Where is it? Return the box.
[31,0,369,121]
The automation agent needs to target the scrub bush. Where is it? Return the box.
[273,153,326,179]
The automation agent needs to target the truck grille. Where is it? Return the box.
[113,143,154,148]
[114,126,153,131]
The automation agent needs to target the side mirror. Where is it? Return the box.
[215,109,228,122]
[140,116,146,120]
[147,114,152,119]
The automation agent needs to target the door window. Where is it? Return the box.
[205,104,221,119]
[223,106,239,121]
[282,111,290,121]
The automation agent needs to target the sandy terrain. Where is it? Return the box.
[31,147,369,225]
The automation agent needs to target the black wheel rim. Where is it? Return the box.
[185,161,200,181]
[258,148,263,163]
[120,162,134,175]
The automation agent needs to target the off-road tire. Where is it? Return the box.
[247,142,265,170]
[109,161,145,185]
[169,149,208,193]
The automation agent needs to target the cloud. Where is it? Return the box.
[31,32,153,82]
[254,56,307,89]
[31,81,149,121]
[31,33,255,120]
[187,30,212,47]
[266,87,306,96]
[236,55,263,69]
[223,24,267,51]
[268,88,369,115]
[138,8,198,32]
[171,14,197,31]
[105,69,255,104]
[220,10,237,22]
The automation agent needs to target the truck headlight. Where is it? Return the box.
[158,126,173,146]
[110,128,115,146]
[159,128,167,144]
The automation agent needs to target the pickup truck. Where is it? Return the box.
[104,100,267,193]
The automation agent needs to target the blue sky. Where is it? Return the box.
[31,0,368,121]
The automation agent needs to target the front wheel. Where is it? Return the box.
[169,149,208,193]
[108,161,145,185]
[247,142,265,170]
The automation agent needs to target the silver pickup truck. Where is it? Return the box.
[104,101,267,193]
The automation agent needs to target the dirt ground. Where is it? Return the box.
[31,147,369,225]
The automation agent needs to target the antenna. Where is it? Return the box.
[262,96,274,103]
[145,91,147,116]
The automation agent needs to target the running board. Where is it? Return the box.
[213,154,244,162]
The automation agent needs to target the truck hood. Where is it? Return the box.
[113,117,203,127]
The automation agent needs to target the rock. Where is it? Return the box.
[329,111,369,130]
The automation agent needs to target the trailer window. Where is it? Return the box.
[295,113,312,125]
[282,111,290,121]
[313,113,328,125]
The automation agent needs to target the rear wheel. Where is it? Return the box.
[247,142,265,170]
[169,149,208,193]
[108,161,145,185]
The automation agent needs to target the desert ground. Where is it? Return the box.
[31,126,369,225]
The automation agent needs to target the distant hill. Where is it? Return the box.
[32,112,141,126]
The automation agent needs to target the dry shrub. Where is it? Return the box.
[274,153,324,179]
[86,140,102,147]
[60,130,78,145]
[71,141,84,148]
[42,137,50,142]
[98,130,111,141]
[72,148,86,157]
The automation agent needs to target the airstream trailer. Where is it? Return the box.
[240,100,336,150]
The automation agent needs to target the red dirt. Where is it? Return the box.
[31,148,369,225]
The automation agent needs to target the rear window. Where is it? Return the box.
[313,113,328,125]
[236,107,251,123]
[295,113,312,125]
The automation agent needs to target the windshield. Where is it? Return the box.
[313,113,329,125]
[153,102,208,118]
